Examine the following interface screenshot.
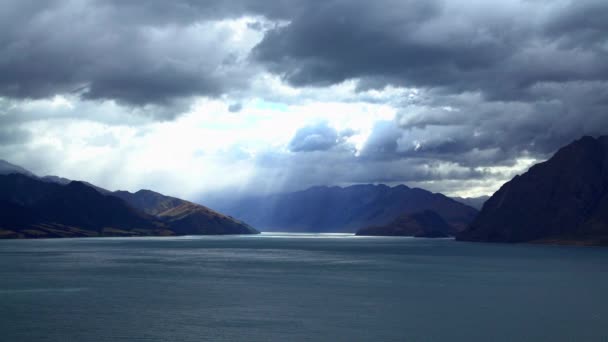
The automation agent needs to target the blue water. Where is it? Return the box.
[1,233,607,341]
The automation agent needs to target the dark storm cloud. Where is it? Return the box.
[2,0,608,196]
[253,0,447,87]
[544,0,608,48]
[0,0,314,107]
[253,0,608,100]
[99,0,316,23]
[3,0,606,108]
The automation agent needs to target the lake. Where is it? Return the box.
[1,233,607,341]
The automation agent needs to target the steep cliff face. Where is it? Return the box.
[458,136,608,245]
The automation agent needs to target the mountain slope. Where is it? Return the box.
[0,160,37,177]
[113,190,258,235]
[0,174,169,238]
[214,184,478,233]
[113,190,185,215]
[457,136,608,245]
[0,163,259,238]
[356,210,454,237]
[158,202,258,235]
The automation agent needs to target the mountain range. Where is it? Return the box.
[5,135,607,245]
[212,184,479,233]
[457,135,608,245]
[0,163,258,238]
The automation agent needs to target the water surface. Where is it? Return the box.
[1,233,607,341]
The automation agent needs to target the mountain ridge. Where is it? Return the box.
[0,163,259,238]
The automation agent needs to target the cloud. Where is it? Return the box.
[228,103,243,112]
[252,0,608,101]
[0,127,31,146]
[1,0,608,200]
[0,1,269,108]
[543,0,608,48]
[289,121,340,152]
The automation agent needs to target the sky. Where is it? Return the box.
[1,0,607,201]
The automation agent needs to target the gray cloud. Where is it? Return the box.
[289,121,340,152]
[2,0,608,198]
[228,103,243,113]
[0,0,280,108]
[231,145,507,199]
[253,0,608,101]
[349,84,608,173]
[544,0,608,48]
[4,0,607,110]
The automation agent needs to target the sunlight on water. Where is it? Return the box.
[257,232,358,238]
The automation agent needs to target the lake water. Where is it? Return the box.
[1,233,607,341]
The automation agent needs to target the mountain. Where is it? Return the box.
[0,163,258,238]
[213,184,478,233]
[0,159,37,178]
[113,190,258,235]
[451,196,489,210]
[457,135,608,245]
[0,174,169,238]
[356,210,454,238]
[0,160,111,194]
[41,175,111,194]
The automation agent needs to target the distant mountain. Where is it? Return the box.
[451,196,489,210]
[113,190,257,235]
[214,184,478,233]
[356,210,454,238]
[457,136,608,245]
[0,163,258,239]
